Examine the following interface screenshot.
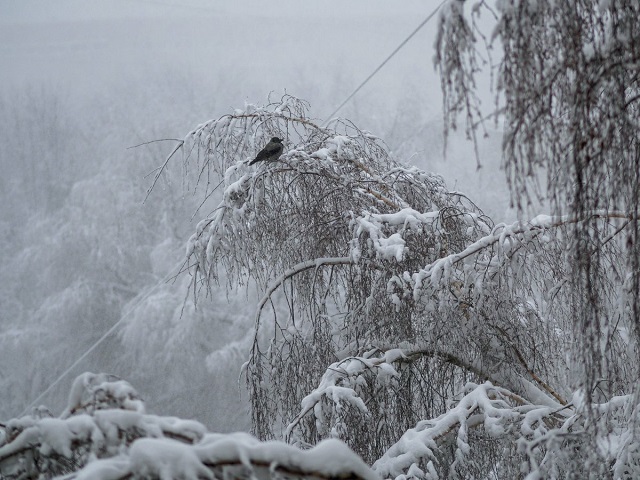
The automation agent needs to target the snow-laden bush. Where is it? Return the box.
[0,373,375,480]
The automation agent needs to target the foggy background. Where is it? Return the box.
[0,0,510,431]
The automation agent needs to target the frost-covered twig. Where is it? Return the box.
[143,139,184,203]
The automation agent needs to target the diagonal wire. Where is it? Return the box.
[323,0,447,125]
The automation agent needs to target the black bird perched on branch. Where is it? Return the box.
[249,137,284,165]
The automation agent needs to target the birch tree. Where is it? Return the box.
[164,74,639,478]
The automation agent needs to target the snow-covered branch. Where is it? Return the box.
[411,211,633,298]
[373,382,563,480]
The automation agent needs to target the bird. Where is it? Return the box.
[249,137,284,165]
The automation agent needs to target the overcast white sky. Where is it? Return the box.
[1,0,445,110]
[1,0,438,22]
[0,0,513,218]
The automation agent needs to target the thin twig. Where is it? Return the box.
[126,138,183,150]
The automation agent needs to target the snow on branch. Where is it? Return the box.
[285,353,392,444]
[410,210,633,300]
[353,208,441,263]
[283,340,569,454]
[71,435,379,480]
[372,381,563,480]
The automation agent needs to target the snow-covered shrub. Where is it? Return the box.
[0,373,375,480]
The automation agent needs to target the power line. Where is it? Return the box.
[324,0,446,125]
[18,259,185,417]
